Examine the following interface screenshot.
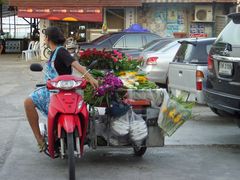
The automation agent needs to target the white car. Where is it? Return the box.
[141,40,182,85]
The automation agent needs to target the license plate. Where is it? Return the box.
[219,62,233,76]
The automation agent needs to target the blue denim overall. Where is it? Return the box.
[30,47,62,117]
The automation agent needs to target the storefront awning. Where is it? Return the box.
[143,0,236,3]
[17,7,103,22]
[9,0,142,7]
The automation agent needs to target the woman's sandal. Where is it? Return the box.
[38,140,47,153]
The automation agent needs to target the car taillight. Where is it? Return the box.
[146,57,158,65]
[196,70,204,91]
[208,55,213,71]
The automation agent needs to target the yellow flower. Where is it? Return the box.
[173,114,182,124]
[161,106,168,113]
[136,76,147,83]
[168,109,176,119]
[119,71,126,76]
[126,71,137,76]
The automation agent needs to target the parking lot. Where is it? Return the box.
[0,55,240,180]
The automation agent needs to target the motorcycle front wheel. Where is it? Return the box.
[67,133,75,180]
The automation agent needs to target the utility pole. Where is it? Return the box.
[0,3,4,35]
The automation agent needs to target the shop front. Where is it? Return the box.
[9,0,142,59]
[138,0,236,37]
[9,0,142,40]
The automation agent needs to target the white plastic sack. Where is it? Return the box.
[111,112,130,136]
[111,110,148,145]
[129,111,148,145]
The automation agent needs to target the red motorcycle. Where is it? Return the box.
[30,62,165,180]
[30,62,97,180]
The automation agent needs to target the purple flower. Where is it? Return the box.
[96,73,123,96]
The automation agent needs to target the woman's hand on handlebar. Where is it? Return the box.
[71,61,99,89]
[87,76,99,89]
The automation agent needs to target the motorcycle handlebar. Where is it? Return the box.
[36,84,46,88]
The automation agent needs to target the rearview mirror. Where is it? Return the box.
[225,43,232,52]
[87,60,98,70]
[30,63,43,72]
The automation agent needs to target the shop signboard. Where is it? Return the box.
[125,8,136,29]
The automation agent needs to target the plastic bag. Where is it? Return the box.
[129,110,148,146]
[111,110,148,145]
[158,90,192,137]
[111,112,130,136]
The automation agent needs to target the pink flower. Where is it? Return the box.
[113,58,118,63]
[117,54,123,59]
[113,50,119,55]
[127,55,133,61]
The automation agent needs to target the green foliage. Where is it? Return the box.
[170,95,195,110]
[0,0,7,5]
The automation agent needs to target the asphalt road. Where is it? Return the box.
[0,55,240,180]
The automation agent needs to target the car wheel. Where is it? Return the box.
[235,119,240,128]
[210,107,222,116]
[210,107,231,117]
[233,116,240,128]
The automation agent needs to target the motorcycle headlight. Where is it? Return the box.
[51,80,82,90]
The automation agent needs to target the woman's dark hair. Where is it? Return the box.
[45,26,66,45]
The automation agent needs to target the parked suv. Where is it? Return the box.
[204,13,240,125]
[79,32,160,51]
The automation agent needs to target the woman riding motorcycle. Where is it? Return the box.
[24,27,98,152]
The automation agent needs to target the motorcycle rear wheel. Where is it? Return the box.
[67,133,75,180]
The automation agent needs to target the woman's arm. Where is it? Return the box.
[71,61,99,89]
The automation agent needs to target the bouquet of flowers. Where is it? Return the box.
[84,72,123,106]
[158,93,194,137]
[79,49,114,69]
[118,71,157,89]
[111,50,142,72]
[79,49,142,72]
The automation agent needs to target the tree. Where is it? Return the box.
[0,0,8,5]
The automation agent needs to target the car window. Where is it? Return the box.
[159,41,178,53]
[175,41,214,64]
[150,40,173,51]
[99,40,112,49]
[91,34,111,44]
[142,39,160,50]
[206,44,212,54]
[215,20,240,46]
[114,37,125,48]
[109,34,122,45]
[145,35,159,44]
[125,34,143,49]
[174,43,193,63]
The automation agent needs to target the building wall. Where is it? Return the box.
[137,3,228,37]
[106,9,125,29]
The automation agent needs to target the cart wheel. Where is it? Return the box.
[133,147,147,157]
